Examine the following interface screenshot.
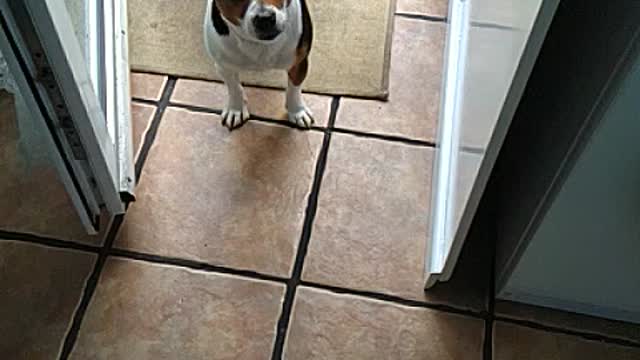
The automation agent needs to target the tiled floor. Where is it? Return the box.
[2,2,640,360]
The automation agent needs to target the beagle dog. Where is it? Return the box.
[204,0,313,130]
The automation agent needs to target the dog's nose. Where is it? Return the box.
[253,11,277,34]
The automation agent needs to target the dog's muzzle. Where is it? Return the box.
[252,10,281,40]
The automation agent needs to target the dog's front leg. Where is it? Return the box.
[218,65,249,130]
[286,58,314,128]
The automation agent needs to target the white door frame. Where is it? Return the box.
[426,0,561,288]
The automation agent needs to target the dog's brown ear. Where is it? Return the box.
[211,1,230,35]
[262,0,286,8]
[215,0,250,25]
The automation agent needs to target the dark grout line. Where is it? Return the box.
[167,101,221,115]
[109,248,288,284]
[59,215,125,360]
[134,77,177,182]
[301,280,488,319]
[331,127,436,147]
[327,96,340,129]
[166,102,327,133]
[0,230,101,254]
[167,100,437,148]
[395,12,447,23]
[131,97,159,106]
[494,316,640,349]
[270,98,340,359]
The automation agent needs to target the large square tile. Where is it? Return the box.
[303,135,429,297]
[130,72,167,101]
[116,107,323,277]
[0,92,105,244]
[493,322,640,360]
[0,241,96,359]
[171,79,333,127]
[285,287,484,359]
[303,133,489,311]
[397,0,449,17]
[336,18,445,142]
[71,258,285,359]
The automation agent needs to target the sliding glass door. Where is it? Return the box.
[0,0,133,234]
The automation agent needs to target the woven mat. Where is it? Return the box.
[129,0,395,98]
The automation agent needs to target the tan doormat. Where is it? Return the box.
[128,0,395,99]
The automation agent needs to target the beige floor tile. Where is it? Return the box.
[495,301,640,345]
[116,107,323,277]
[131,103,156,160]
[303,134,429,299]
[336,18,445,142]
[130,72,167,101]
[302,133,489,311]
[0,241,96,359]
[171,79,333,127]
[397,0,449,17]
[71,258,285,359]
[285,287,484,359]
[0,92,105,244]
[494,322,640,360]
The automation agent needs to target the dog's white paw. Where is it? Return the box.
[221,104,250,130]
[287,106,314,129]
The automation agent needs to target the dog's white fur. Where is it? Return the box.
[204,0,313,129]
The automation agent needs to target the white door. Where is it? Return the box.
[0,0,133,234]
[425,0,560,287]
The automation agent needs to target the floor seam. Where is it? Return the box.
[134,77,177,182]
[166,101,328,133]
[105,245,491,320]
[58,215,124,359]
[300,280,489,319]
[270,97,339,359]
[0,230,101,254]
[331,127,436,147]
[109,248,288,284]
[162,100,436,148]
[131,97,158,106]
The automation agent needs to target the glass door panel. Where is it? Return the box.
[0,0,133,234]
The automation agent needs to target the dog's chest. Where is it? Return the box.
[225,33,298,70]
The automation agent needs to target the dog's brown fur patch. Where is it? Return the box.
[289,0,312,85]
[261,0,286,8]
[215,0,250,25]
